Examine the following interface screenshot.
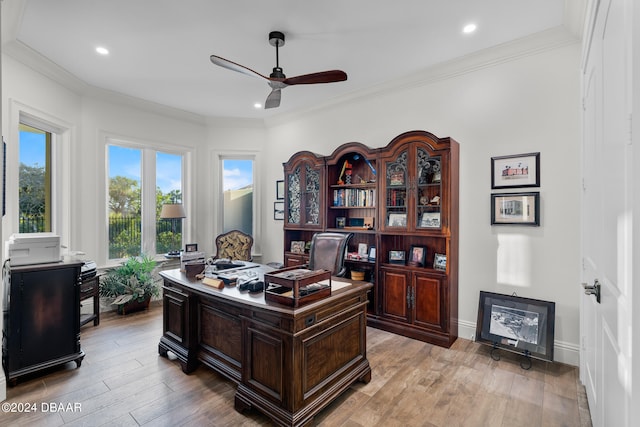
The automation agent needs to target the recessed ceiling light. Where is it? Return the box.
[463,23,477,34]
[96,46,109,55]
[254,103,262,109]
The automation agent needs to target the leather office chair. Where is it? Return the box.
[213,230,253,261]
[308,232,353,277]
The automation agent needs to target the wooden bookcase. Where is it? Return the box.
[282,130,458,347]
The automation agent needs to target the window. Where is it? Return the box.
[107,143,184,260]
[18,124,52,233]
[221,158,253,236]
[156,152,184,254]
[108,145,142,259]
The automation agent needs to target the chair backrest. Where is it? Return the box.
[214,230,253,261]
[308,232,353,277]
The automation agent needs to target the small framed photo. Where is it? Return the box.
[389,250,406,265]
[433,253,447,271]
[419,212,440,228]
[491,152,540,189]
[409,246,426,267]
[336,216,346,229]
[388,212,407,227]
[358,243,368,258]
[389,171,405,186]
[274,201,284,220]
[290,241,305,254]
[185,243,198,252]
[368,246,376,261]
[491,192,540,226]
[276,180,285,200]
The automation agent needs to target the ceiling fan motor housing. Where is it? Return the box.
[269,31,286,79]
[269,31,285,47]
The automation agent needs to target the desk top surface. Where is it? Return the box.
[159,264,372,314]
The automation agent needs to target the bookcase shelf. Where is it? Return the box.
[282,131,458,348]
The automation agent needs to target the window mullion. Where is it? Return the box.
[141,148,157,256]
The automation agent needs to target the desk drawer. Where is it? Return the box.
[80,277,99,296]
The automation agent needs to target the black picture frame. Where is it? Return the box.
[491,192,540,226]
[274,201,284,220]
[491,152,540,189]
[408,245,426,267]
[388,250,406,265]
[276,180,285,200]
[185,243,198,252]
[476,291,555,362]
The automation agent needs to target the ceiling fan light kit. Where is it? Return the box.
[210,30,347,109]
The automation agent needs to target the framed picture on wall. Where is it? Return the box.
[276,180,285,200]
[491,192,540,226]
[491,152,540,189]
[274,201,284,220]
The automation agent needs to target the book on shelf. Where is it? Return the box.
[333,188,376,207]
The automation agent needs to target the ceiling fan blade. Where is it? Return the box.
[265,88,281,109]
[210,55,269,80]
[283,70,347,86]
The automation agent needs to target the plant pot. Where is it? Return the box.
[117,295,151,315]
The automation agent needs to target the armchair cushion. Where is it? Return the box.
[214,230,253,261]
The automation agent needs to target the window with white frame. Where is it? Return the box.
[18,124,52,233]
[107,142,185,260]
[221,157,254,237]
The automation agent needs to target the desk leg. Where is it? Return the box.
[93,293,100,326]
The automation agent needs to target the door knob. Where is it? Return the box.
[582,279,601,303]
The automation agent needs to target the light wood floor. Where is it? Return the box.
[4,304,592,426]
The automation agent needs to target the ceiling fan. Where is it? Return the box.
[210,31,347,109]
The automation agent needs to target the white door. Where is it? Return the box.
[580,0,632,425]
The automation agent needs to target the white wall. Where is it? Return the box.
[1,30,582,365]
[2,53,210,264]
[261,37,582,364]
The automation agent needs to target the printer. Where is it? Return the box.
[5,233,61,266]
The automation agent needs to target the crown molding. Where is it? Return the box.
[265,26,580,128]
[3,39,208,126]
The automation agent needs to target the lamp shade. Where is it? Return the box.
[160,203,186,219]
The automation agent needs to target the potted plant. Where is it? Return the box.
[99,255,160,314]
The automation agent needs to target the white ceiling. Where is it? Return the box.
[3,0,584,120]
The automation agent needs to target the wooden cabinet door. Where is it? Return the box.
[380,147,410,232]
[413,272,446,332]
[284,151,325,230]
[380,268,410,323]
[162,285,191,347]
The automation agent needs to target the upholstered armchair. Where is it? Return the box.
[213,230,253,261]
[308,232,353,277]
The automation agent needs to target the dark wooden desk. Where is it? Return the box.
[158,266,372,427]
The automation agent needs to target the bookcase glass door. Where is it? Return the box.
[304,165,321,226]
[416,148,442,230]
[385,150,408,228]
[287,166,302,225]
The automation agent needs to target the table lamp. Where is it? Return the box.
[160,203,186,255]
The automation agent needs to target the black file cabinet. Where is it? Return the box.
[2,261,85,385]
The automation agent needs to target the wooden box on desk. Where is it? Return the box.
[264,266,331,307]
